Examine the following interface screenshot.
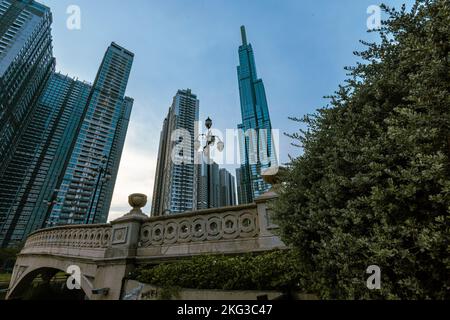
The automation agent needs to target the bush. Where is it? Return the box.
[273,0,450,299]
[131,250,307,292]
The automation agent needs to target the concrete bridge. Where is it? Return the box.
[6,192,285,300]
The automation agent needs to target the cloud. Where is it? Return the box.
[108,139,157,221]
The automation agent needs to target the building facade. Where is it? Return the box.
[0,41,134,247]
[151,89,199,216]
[0,0,54,170]
[235,167,247,205]
[236,26,277,204]
[196,153,236,210]
[47,43,134,226]
[0,0,56,247]
[196,160,220,210]
[0,1,134,247]
[0,73,92,247]
[151,116,169,216]
[219,168,236,207]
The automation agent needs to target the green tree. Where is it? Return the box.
[273,0,450,299]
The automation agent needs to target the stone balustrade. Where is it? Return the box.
[134,200,283,259]
[138,204,259,247]
[19,195,282,261]
[22,224,112,253]
[9,191,285,300]
[19,193,283,262]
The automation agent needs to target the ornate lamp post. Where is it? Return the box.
[195,117,224,208]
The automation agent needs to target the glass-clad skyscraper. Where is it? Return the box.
[219,168,237,208]
[48,43,134,226]
[0,73,91,247]
[0,41,134,247]
[0,0,55,247]
[197,159,236,210]
[235,167,245,205]
[0,0,134,247]
[151,89,199,216]
[196,160,220,210]
[236,26,277,204]
[0,0,54,170]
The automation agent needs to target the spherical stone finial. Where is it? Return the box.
[254,166,285,202]
[128,193,147,215]
[262,166,282,185]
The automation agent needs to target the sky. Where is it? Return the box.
[39,0,414,221]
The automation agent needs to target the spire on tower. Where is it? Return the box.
[240,25,247,46]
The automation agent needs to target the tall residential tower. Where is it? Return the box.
[236,26,277,204]
[151,89,199,216]
[196,160,219,210]
[0,0,56,247]
[197,160,236,210]
[0,73,91,247]
[47,43,134,226]
[219,168,237,207]
[0,41,134,247]
[0,0,54,168]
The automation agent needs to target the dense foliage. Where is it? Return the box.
[131,250,306,292]
[273,0,450,299]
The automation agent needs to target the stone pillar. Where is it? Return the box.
[254,167,286,250]
[108,193,149,258]
[256,165,284,236]
[94,193,149,300]
[255,192,278,237]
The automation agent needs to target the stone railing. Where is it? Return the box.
[131,193,284,259]
[18,191,284,262]
[139,204,259,247]
[9,192,285,300]
[22,224,112,254]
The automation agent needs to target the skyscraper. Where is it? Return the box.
[236,26,277,204]
[0,41,134,247]
[219,168,237,207]
[196,160,220,210]
[0,73,92,247]
[197,162,236,210]
[151,116,170,216]
[48,43,134,226]
[0,1,134,247]
[235,167,248,205]
[0,0,55,247]
[0,0,54,170]
[151,89,199,216]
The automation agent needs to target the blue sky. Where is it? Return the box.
[39,0,413,219]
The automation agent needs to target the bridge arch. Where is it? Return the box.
[7,263,90,300]
[7,256,96,300]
